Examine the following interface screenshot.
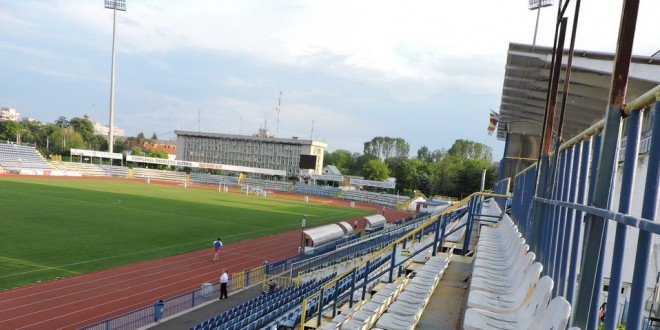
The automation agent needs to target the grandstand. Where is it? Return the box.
[242,177,293,192]
[190,172,239,186]
[291,183,341,198]
[339,189,408,209]
[99,164,130,177]
[0,143,54,172]
[54,161,107,176]
[132,167,187,183]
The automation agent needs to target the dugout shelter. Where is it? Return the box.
[364,214,386,232]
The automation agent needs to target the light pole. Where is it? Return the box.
[300,214,307,255]
[528,0,554,46]
[104,0,126,153]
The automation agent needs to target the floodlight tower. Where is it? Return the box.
[528,0,554,46]
[105,0,126,153]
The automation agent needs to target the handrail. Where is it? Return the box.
[623,85,660,115]
[558,118,605,152]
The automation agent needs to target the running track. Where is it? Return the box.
[0,198,410,329]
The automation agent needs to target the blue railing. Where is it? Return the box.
[505,88,659,329]
[78,264,268,330]
[79,282,222,330]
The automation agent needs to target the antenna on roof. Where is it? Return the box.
[276,91,282,137]
[310,120,314,140]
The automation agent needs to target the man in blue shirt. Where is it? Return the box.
[213,238,223,261]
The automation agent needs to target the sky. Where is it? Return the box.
[1,1,659,160]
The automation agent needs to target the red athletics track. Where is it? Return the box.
[0,230,303,329]
[0,176,412,330]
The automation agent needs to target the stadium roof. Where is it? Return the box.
[498,42,660,142]
[175,130,327,147]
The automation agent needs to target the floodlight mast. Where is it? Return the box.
[105,0,126,154]
[528,0,554,46]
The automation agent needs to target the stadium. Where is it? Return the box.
[3,1,660,330]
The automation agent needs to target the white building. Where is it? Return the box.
[175,130,327,178]
[93,122,125,137]
[0,107,20,122]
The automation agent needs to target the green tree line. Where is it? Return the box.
[324,137,496,199]
[0,116,166,162]
[1,116,495,198]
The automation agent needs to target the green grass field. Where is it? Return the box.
[0,177,373,290]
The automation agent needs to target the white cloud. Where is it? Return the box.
[2,0,660,158]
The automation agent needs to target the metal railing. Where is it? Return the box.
[507,86,659,329]
[79,265,266,330]
[297,192,504,329]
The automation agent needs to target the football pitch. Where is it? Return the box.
[0,177,373,290]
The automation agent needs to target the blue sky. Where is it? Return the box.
[1,1,659,159]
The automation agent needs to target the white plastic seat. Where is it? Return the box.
[340,318,369,330]
[472,252,535,280]
[467,263,543,312]
[477,237,526,260]
[395,291,428,305]
[529,296,571,330]
[386,300,425,317]
[473,244,529,271]
[374,313,416,330]
[402,284,432,295]
[463,276,554,330]
[470,256,539,294]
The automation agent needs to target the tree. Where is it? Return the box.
[55,116,68,128]
[417,146,432,162]
[89,135,108,151]
[113,139,125,153]
[432,154,462,197]
[22,120,55,148]
[431,149,446,163]
[145,149,169,170]
[0,120,20,142]
[447,139,492,162]
[48,127,86,155]
[151,132,158,140]
[362,159,389,181]
[393,138,410,158]
[324,149,355,174]
[364,136,409,160]
[392,159,419,194]
[432,150,494,198]
[350,153,376,176]
[137,132,145,139]
[69,117,95,145]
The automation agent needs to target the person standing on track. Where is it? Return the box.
[219,269,229,300]
[213,238,223,261]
